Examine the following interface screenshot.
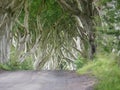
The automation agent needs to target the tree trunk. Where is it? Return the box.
[57,0,99,59]
[0,0,24,63]
[0,17,11,63]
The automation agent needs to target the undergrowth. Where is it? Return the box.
[77,54,120,90]
[0,47,33,71]
[0,58,33,71]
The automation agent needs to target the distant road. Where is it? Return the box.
[0,70,95,90]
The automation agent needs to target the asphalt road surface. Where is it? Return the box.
[0,70,95,90]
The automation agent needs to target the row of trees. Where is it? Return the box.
[0,0,119,70]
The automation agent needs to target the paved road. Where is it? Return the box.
[0,70,95,90]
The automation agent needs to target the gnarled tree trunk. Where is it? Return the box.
[57,0,99,59]
[0,0,24,63]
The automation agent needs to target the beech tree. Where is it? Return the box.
[57,0,100,59]
[0,0,24,63]
[2,0,119,70]
[0,0,100,69]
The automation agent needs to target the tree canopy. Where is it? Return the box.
[0,0,119,70]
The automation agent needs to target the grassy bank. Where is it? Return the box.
[77,54,120,90]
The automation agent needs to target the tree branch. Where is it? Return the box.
[57,0,80,15]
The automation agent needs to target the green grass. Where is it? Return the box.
[0,57,33,71]
[77,54,120,90]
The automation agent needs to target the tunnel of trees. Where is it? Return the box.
[0,0,120,70]
[0,0,120,90]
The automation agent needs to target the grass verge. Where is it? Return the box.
[77,54,120,90]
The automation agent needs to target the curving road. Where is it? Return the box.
[0,70,95,90]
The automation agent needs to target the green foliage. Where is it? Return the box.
[0,59,33,71]
[39,0,63,28]
[75,56,87,69]
[77,54,120,90]
[96,0,111,6]
[0,46,33,70]
[96,0,120,54]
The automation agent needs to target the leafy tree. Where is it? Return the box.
[97,0,120,55]
[1,0,119,70]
